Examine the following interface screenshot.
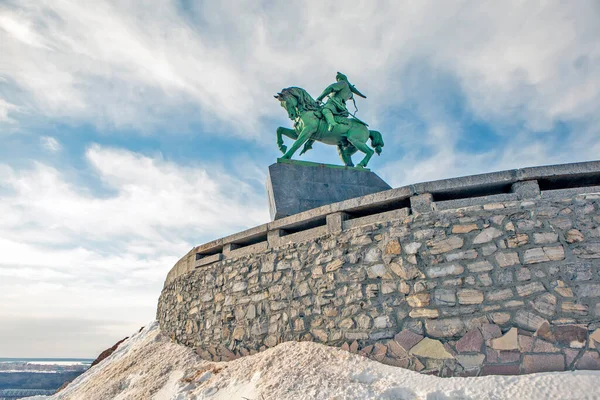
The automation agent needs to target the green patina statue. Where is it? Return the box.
[275,72,384,168]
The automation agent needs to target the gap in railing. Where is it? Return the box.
[196,248,222,258]
[344,198,411,220]
[431,183,513,202]
[538,173,600,191]
[282,217,327,235]
[230,234,269,249]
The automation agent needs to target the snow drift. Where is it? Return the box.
[34,322,600,400]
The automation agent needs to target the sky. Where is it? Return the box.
[0,0,599,358]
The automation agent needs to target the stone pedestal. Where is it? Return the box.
[266,159,391,220]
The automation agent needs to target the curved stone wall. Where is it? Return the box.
[158,184,600,375]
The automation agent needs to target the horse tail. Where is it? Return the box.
[369,130,384,155]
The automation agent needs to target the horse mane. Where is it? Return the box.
[281,87,320,112]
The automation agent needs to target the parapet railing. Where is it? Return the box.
[164,160,600,287]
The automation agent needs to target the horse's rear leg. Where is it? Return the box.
[337,144,357,167]
[347,135,374,168]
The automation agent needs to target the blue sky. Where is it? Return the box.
[1,0,599,357]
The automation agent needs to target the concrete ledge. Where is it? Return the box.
[412,170,516,198]
[222,224,268,246]
[164,247,197,288]
[435,193,519,211]
[278,225,328,246]
[541,185,600,199]
[195,253,224,268]
[343,208,410,230]
[228,241,269,258]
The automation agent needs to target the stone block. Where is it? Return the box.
[394,330,424,352]
[467,261,493,272]
[409,338,455,359]
[409,308,440,319]
[455,328,484,353]
[266,160,391,220]
[390,261,422,280]
[387,339,409,359]
[407,293,430,308]
[457,289,484,305]
[523,246,565,264]
[533,339,560,353]
[506,234,529,248]
[384,239,402,255]
[490,313,511,325]
[522,354,565,374]
[446,250,478,262]
[426,263,464,278]
[473,227,503,244]
[499,351,521,363]
[518,335,534,352]
[533,232,558,244]
[511,180,540,199]
[495,252,520,267]
[452,224,478,234]
[561,302,589,315]
[489,328,518,350]
[427,236,464,255]
[554,325,588,348]
[326,212,348,234]
[433,289,456,306]
[456,354,485,370]
[531,293,557,316]
[487,289,514,302]
[516,282,546,297]
[590,328,600,345]
[566,229,585,243]
[575,351,600,370]
[515,310,546,331]
[410,193,435,213]
[425,318,465,338]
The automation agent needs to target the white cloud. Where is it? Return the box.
[0,145,269,356]
[40,135,61,152]
[0,0,597,143]
[0,97,20,124]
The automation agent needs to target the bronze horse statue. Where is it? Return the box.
[275,87,384,168]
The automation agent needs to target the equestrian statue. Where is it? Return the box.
[275,72,384,168]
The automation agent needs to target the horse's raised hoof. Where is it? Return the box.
[279,145,287,154]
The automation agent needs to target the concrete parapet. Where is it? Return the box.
[163,161,600,288]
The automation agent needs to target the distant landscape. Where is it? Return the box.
[0,359,92,399]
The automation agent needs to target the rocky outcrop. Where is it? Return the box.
[90,337,129,368]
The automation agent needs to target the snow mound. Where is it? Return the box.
[34,322,600,400]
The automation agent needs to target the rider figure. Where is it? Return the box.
[316,72,367,131]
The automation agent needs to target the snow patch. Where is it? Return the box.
[31,321,600,400]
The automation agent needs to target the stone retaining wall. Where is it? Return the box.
[158,188,600,375]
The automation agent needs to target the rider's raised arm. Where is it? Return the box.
[316,82,345,102]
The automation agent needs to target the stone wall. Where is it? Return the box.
[158,188,600,375]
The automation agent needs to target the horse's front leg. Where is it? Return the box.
[276,127,298,154]
[281,126,314,160]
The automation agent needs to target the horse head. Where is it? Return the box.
[275,90,299,121]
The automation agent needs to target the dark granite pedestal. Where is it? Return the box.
[266,159,392,220]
